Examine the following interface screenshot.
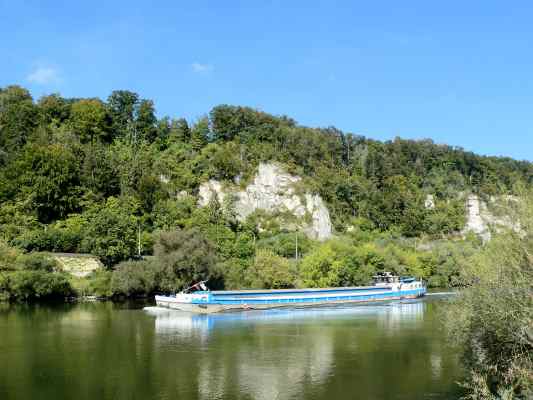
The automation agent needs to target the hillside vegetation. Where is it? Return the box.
[0,85,532,299]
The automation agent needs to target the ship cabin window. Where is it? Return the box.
[372,272,399,285]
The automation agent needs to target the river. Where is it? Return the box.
[0,295,463,400]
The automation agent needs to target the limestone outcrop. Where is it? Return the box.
[461,194,519,242]
[198,163,333,240]
[50,253,104,278]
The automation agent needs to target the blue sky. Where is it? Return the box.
[1,1,532,161]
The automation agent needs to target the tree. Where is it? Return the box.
[107,90,139,137]
[81,143,120,197]
[70,99,111,144]
[0,85,39,153]
[38,93,71,126]
[152,229,220,291]
[245,249,295,289]
[169,118,190,142]
[299,240,382,288]
[79,196,140,266]
[190,117,209,151]
[444,190,533,398]
[9,144,81,222]
[135,99,157,143]
[196,142,243,180]
[111,260,156,296]
[209,104,287,142]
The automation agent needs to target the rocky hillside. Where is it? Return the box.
[198,163,332,240]
[1,87,532,268]
[462,194,521,242]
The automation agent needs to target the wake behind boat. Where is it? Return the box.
[155,272,427,314]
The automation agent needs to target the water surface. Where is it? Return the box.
[0,297,462,400]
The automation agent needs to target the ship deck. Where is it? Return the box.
[210,285,391,296]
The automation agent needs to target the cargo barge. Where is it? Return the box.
[155,272,426,314]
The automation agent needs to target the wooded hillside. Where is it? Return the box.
[1,85,531,297]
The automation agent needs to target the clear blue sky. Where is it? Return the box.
[1,1,532,160]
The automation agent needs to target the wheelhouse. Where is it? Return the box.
[372,272,399,285]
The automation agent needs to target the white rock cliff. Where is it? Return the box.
[461,194,520,242]
[198,163,333,240]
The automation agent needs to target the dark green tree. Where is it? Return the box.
[70,99,111,144]
[169,118,190,142]
[190,117,209,151]
[8,144,81,222]
[153,229,220,291]
[0,85,39,153]
[107,90,139,137]
[38,93,71,126]
[135,99,157,143]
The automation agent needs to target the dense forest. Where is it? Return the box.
[0,84,532,300]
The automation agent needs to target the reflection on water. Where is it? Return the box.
[142,300,448,400]
[0,298,462,400]
[145,300,426,338]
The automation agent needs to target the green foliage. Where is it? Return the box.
[0,270,73,301]
[152,197,196,230]
[4,143,81,222]
[78,197,140,266]
[196,142,243,180]
[256,232,312,259]
[444,190,533,399]
[38,93,71,126]
[423,240,477,288]
[0,201,40,243]
[299,239,382,288]
[135,99,157,143]
[0,240,20,271]
[190,117,209,151]
[152,229,220,292]
[210,104,292,142]
[13,225,82,253]
[15,253,58,272]
[1,84,532,307]
[111,260,155,296]
[80,143,120,197]
[0,85,39,153]
[0,240,59,273]
[245,249,295,289]
[107,90,139,137]
[169,118,190,143]
[69,99,111,144]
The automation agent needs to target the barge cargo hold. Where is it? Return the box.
[155,272,426,314]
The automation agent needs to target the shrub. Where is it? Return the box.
[13,227,82,253]
[16,253,58,272]
[299,239,380,288]
[152,228,221,292]
[444,189,533,398]
[256,232,312,259]
[0,270,73,301]
[0,240,20,271]
[111,260,155,296]
[245,249,295,289]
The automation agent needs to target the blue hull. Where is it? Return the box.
[155,283,427,313]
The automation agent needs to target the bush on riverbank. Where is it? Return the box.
[0,242,75,301]
[444,189,533,399]
[106,229,222,297]
[111,260,156,296]
[0,270,73,301]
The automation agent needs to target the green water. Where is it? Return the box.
[0,297,463,400]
